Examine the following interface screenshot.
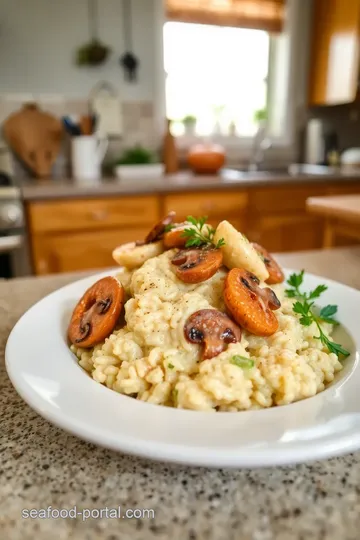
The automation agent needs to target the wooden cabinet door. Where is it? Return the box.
[163,191,248,231]
[247,214,324,253]
[309,0,360,105]
[31,227,150,275]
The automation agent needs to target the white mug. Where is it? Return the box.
[71,135,108,182]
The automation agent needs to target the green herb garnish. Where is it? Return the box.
[285,271,349,358]
[230,355,255,369]
[181,215,225,249]
[168,363,175,369]
[285,270,327,301]
[164,223,175,233]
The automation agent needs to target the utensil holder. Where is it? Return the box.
[71,135,108,182]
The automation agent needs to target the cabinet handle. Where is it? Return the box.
[90,209,109,221]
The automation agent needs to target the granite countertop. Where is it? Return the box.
[2,247,360,540]
[20,169,360,201]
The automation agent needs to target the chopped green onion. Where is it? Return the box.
[168,363,175,369]
[230,355,255,369]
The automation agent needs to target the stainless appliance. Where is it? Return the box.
[0,172,30,278]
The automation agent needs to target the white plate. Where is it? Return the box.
[5,270,360,468]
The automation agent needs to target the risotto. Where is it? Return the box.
[70,237,343,412]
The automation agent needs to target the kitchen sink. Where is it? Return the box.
[221,163,339,181]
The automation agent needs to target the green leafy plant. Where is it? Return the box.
[181,215,225,249]
[285,271,349,358]
[253,108,267,124]
[76,39,110,66]
[114,146,156,166]
[182,115,197,126]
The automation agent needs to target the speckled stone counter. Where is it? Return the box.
[2,248,360,540]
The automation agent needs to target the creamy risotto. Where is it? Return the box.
[70,247,343,412]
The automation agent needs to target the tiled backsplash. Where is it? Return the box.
[0,95,158,178]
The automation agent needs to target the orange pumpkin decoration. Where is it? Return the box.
[187,143,225,174]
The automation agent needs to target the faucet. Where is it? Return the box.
[248,121,272,171]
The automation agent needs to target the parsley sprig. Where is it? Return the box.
[181,215,225,249]
[285,271,349,358]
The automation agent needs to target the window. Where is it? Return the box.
[164,22,270,138]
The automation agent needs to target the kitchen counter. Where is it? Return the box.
[20,170,360,201]
[307,194,360,224]
[307,195,360,248]
[2,246,360,540]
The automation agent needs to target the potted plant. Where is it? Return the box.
[182,115,197,136]
[253,108,268,126]
[113,145,164,180]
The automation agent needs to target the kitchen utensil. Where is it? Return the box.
[119,0,139,82]
[91,114,97,133]
[71,134,108,182]
[63,116,81,136]
[90,81,123,137]
[3,103,63,178]
[187,142,225,174]
[80,115,93,136]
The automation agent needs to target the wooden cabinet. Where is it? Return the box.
[164,191,248,231]
[31,227,151,275]
[309,0,360,105]
[28,195,159,233]
[26,182,360,275]
[246,214,323,253]
[246,184,327,252]
[28,195,159,275]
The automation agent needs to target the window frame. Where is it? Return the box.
[154,0,311,162]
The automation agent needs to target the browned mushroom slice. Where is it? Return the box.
[172,248,223,283]
[184,309,242,360]
[252,242,285,285]
[144,211,176,244]
[163,223,188,249]
[68,276,124,348]
[224,268,281,337]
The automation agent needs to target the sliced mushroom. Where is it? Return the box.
[112,241,163,269]
[252,243,285,285]
[172,247,223,283]
[163,223,188,249]
[163,222,212,249]
[68,276,124,348]
[224,268,281,337]
[184,309,242,359]
[144,211,176,244]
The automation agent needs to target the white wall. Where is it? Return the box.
[0,0,159,100]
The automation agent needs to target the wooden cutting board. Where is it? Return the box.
[3,103,64,178]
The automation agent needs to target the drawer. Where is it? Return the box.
[31,226,151,274]
[163,191,248,223]
[248,185,327,214]
[28,195,159,234]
